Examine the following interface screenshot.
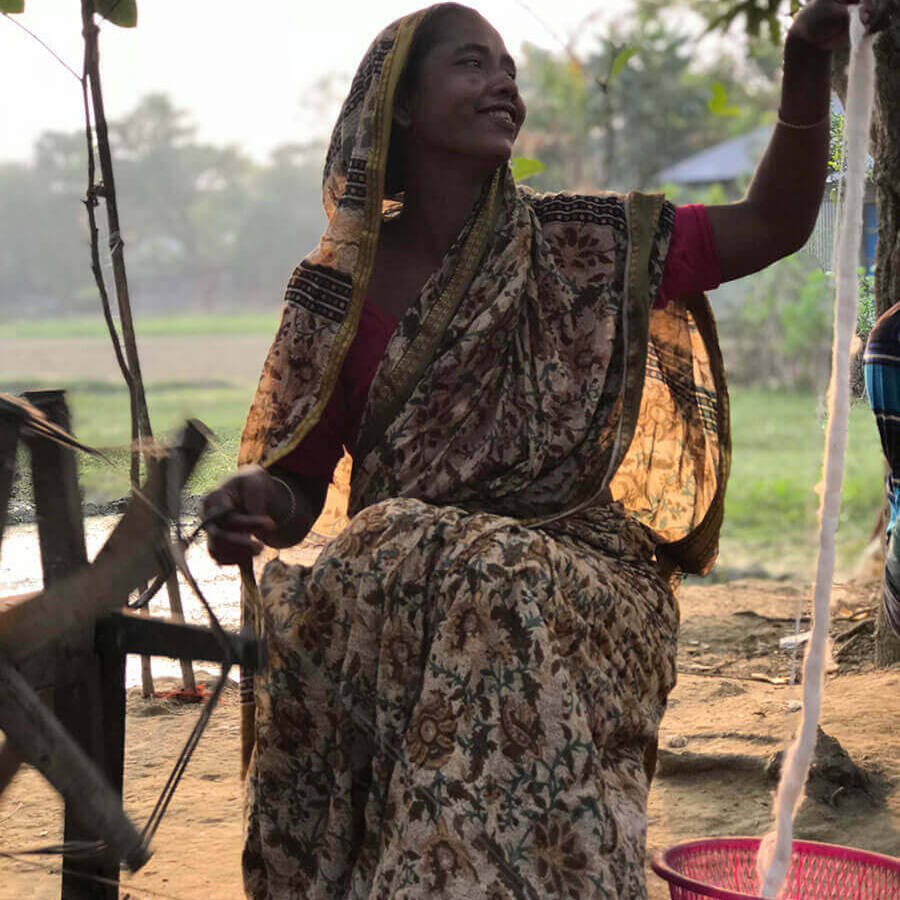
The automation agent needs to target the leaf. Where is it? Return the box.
[609,46,636,83]
[707,81,740,117]
[0,0,25,12]
[510,157,545,182]
[94,0,137,28]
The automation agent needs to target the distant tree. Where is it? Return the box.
[516,14,779,194]
[232,142,327,305]
[0,92,328,316]
[107,94,254,306]
[0,131,90,316]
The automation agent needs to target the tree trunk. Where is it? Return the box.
[871,6,900,666]
[873,6,900,320]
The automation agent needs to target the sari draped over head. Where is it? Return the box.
[237,5,730,899]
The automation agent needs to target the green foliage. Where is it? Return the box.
[857,268,876,338]
[828,112,874,183]
[727,252,834,391]
[722,387,883,572]
[2,377,253,503]
[697,0,790,42]
[829,113,845,175]
[510,157,546,181]
[94,0,137,28]
[0,0,24,12]
[608,46,637,83]
[516,14,779,193]
[707,81,741,117]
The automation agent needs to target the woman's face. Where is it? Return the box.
[402,10,527,171]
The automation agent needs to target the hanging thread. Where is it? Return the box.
[757,10,876,897]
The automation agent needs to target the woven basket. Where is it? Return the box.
[651,837,900,899]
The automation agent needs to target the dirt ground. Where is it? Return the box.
[1,521,898,899]
[0,336,271,385]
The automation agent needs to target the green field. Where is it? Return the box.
[6,378,256,506]
[722,389,883,575]
[4,370,886,576]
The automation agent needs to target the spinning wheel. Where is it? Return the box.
[0,390,263,899]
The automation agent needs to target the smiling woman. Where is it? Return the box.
[196,2,871,898]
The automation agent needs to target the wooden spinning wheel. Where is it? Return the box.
[0,390,263,899]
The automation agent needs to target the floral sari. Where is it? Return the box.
[236,6,730,899]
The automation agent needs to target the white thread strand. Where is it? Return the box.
[757,12,875,898]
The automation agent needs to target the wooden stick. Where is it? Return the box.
[166,572,197,694]
[81,1,153,486]
[139,607,155,699]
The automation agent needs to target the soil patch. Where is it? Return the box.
[1,544,898,899]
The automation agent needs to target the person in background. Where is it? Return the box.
[864,301,900,634]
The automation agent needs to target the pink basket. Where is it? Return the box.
[652,837,900,900]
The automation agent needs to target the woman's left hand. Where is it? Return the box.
[788,0,886,52]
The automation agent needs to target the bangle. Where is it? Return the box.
[270,475,297,527]
[776,111,829,130]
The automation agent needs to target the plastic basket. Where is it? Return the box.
[651,837,900,900]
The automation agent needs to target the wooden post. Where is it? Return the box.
[166,571,197,693]
[22,391,87,582]
[0,417,19,556]
[0,418,23,791]
[23,390,117,900]
[94,621,127,863]
[158,444,196,693]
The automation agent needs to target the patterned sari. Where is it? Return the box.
[236,7,730,899]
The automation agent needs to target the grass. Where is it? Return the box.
[4,376,887,577]
[5,378,256,505]
[720,388,884,575]
[1,312,281,341]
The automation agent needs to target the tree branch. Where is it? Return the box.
[80,0,153,487]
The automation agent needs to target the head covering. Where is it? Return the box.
[238,3,730,574]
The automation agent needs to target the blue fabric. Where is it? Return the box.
[865,302,900,635]
[864,302,900,537]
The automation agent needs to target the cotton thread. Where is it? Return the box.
[757,10,876,897]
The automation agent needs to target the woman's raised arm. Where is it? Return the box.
[706,0,880,283]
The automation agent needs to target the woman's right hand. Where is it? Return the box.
[202,464,281,566]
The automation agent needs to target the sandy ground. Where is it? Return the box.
[1,520,898,900]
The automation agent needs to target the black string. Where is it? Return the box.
[0,840,105,859]
[121,504,238,847]
[127,509,229,611]
[136,508,236,846]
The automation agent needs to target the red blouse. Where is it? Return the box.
[280,203,721,479]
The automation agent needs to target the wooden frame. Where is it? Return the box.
[0,391,262,899]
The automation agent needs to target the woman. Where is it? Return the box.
[204,3,876,897]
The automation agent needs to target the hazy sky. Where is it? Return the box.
[1,0,636,164]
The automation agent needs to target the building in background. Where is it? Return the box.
[653,107,876,275]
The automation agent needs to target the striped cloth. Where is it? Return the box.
[863,301,900,634]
